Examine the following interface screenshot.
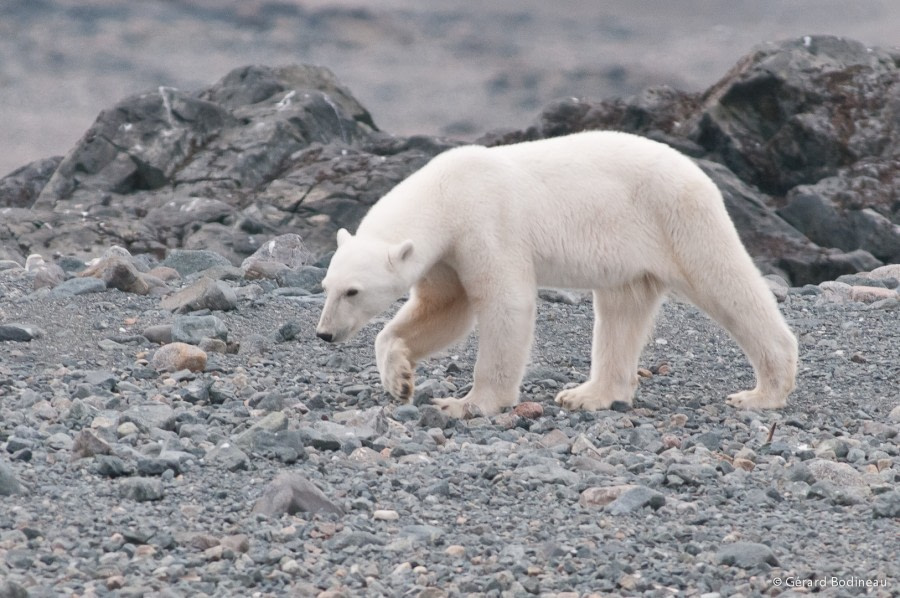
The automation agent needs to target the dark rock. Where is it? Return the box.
[692,37,899,195]
[0,155,62,208]
[276,266,326,293]
[95,455,134,478]
[50,277,107,297]
[142,324,173,345]
[251,472,345,516]
[121,477,165,502]
[0,323,44,342]
[275,321,302,342]
[872,491,900,519]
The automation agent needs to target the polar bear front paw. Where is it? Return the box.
[726,389,787,410]
[555,382,626,412]
[377,339,415,403]
[432,397,481,419]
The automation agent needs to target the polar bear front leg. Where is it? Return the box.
[435,288,536,417]
[375,329,415,402]
[377,269,475,403]
[556,281,664,411]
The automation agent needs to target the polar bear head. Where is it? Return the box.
[316,228,415,343]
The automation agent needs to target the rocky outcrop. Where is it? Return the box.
[1,37,898,284]
[481,36,900,284]
[0,64,456,265]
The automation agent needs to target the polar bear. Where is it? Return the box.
[316,131,798,418]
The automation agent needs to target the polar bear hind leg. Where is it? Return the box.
[376,264,475,402]
[555,276,665,411]
[666,186,798,409]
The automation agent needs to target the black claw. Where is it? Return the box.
[400,382,411,398]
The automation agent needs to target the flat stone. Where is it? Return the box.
[121,477,165,502]
[715,542,779,569]
[171,314,228,344]
[252,472,344,516]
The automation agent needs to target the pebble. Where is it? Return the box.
[151,342,208,372]
[120,477,164,502]
[715,542,779,569]
[252,473,345,516]
[373,509,400,521]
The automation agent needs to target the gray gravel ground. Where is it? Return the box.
[1,263,898,597]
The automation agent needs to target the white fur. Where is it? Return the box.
[316,131,798,417]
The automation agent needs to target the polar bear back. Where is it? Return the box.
[358,131,749,291]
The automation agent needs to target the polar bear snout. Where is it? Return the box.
[316,330,335,343]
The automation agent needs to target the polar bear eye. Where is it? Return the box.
[345,288,359,297]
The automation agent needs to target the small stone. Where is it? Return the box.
[733,458,755,471]
[513,401,544,419]
[0,323,45,342]
[152,342,207,373]
[71,429,112,460]
[888,405,900,423]
[445,545,466,558]
[579,485,637,508]
[121,477,164,502]
[199,338,227,353]
[206,442,250,472]
[142,324,173,344]
[637,368,652,378]
[872,490,900,518]
[51,277,107,296]
[276,265,326,293]
[252,472,345,516]
[0,462,25,496]
[373,509,400,521]
[80,255,150,295]
[117,421,140,437]
[715,542,779,569]
[605,486,666,514]
[171,314,228,344]
[161,277,237,313]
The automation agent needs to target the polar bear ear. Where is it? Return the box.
[336,228,352,247]
[388,239,414,268]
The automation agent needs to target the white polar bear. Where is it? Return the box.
[316,131,798,418]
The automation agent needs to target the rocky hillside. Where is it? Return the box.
[1,36,899,286]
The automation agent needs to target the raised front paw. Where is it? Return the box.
[377,338,415,402]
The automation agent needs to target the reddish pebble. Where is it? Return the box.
[514,401,544,419]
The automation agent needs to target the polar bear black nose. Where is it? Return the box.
[317,331,334,343]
